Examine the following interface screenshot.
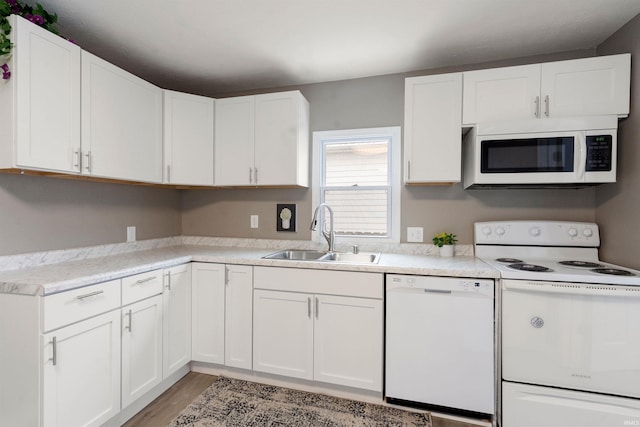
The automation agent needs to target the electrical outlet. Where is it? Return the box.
[250,215,259,229]
[407,227,424,243]
[126,226,136,242]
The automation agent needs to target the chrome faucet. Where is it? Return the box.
[310,203,336,252]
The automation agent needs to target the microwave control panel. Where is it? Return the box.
[585,135,612,172]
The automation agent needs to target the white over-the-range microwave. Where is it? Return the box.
[462,116,618,189]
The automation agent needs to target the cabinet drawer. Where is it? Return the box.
[43,279,121,332]
[122,270,163,305]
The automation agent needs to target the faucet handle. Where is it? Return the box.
[352,244,359,254]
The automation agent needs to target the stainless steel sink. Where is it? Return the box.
[262,249,380,264]
[262,249,329,261]
[321,252,381,264]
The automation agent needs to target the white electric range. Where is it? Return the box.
[475,221,640,427]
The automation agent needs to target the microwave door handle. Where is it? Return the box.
[576,134,587,181]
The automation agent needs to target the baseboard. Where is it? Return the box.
[101,365,190,427]
[190,361,384,405]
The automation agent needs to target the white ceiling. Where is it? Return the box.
[31,0,640,96]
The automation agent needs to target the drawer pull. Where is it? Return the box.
[135,276,157,285]
[50,336,57,366]
[76,290,104,300]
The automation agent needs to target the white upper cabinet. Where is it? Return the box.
[214,95,255,186]
[215,90,309,187]
[254,91,310,186]
[0,15,81,173]
[463,54,631,125]
[404,73,463,184]
[463,65,540,125]
[164,90,215,186]
[81,50,163,183]
[540,54,631,119]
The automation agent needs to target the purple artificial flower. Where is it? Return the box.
[1,63,10,80]
[4,0,21,13]
[25,13,45,25]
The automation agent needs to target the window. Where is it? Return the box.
[312,126,401,244]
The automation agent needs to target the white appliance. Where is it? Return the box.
[463,116,618,189]
[385,275,495,417]
[475,220,640,427]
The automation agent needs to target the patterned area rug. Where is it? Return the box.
[167,376,432,426]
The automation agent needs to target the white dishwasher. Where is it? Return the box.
[385,274,495,416]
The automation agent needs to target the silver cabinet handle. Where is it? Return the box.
[167,165,171,183]
[124,309,133,332]
[534,96,540,117]
[254,168,258,185]
[307,297,311,318]
[249,167,253,184]
[50,336,57,366]
[76,290,104,300]
[73,149,81,171]
[135,276,157,285]
[315,297,319,319]
[225,266,229,286]
[407,161,411,181]
[544,95,550,117]
[84,151,92,173]
[165,271,172,290]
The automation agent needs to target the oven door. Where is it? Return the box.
[477,131,584,185]
[502,279,640,397]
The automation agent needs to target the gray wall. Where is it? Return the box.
[182,50,599,244]
[596,13,640,268]
[0,174,181,255]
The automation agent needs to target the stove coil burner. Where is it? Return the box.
[496,258,524,264]
[559,260,604,268]
[591,268,636,276]
[508,263,553,272]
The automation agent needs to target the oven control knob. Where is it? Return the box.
[496,226,505,236]
[568,227,578,237]
[482,226,492,236]
[583,228,593,237]
[529,226,541,237]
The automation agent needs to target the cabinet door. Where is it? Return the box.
[163,264,191,378]
[42,310,120,427]
[225,265,253,369]
[13,15,81,173]
[81,51,163,183]
[253,289,313,380]
[214,96,255,185]
[462,64,541,124]
[404,73,462,183]
[121,295,163,408]
[191,262,225,364]
[254,91,309,186]
[314,295,383,391]
[163,90,215,185]
[541,54,631,118]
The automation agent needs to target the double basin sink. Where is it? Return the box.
[262,249,381,264]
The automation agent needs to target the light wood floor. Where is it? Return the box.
[122,371,483,427]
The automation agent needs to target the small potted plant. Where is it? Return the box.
[279,207,292,229]
[432,232,457,257]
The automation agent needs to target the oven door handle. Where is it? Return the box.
[502,280,640,297]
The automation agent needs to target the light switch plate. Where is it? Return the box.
[127,226,136,242]
[250,215,259,229]
[407,227,424,243]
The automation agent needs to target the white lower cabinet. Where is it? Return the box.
[42,309,121,427]
[191,263,253,369]
[252,267,383,392]
[163,264,192,378]
[121,294,163,408]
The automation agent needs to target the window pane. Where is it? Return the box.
[324,140,389,186]
[324,189,388,236]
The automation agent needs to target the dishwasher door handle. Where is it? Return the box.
[423,289,452,294]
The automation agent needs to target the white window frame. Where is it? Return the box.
[312,126,401,245]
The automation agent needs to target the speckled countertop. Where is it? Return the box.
[0,237,499,296]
